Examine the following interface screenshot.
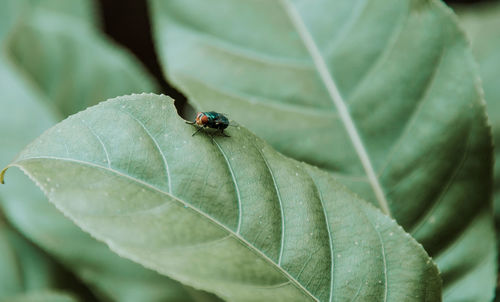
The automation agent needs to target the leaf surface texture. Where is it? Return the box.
[3,94,441,302]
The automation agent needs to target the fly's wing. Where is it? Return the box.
[214,113,239,127]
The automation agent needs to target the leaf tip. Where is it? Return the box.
[0,167,8,184]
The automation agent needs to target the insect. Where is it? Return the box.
[186,111,230,137]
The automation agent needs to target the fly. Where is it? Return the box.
[186,111,230,137]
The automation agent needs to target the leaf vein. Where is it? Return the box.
[409,127,471,236]
[118,109,172,194]
[212,139,243,233]
[78,118,111,168]
[366,219,388,302]
[14,156,318,301]
[307,170,334,302]
[280,0,392,217]
[256,147,286,266]
[377,48,445,177]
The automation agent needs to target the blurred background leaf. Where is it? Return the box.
[455,0,500,238]
[0,290,78,302]
[0,214,64,301]
[149,0,497,300]
[0,0,220,301]
[454,0,500,298]
[6,0,156,117]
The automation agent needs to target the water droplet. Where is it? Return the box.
[141,188,146,192]
[295,173,299,176]
[121,105,126,109]
[337,254,341,258]
[389,232,394,236]
[183,140,187,144]
[310,232,313,236]
[162,105,167,110]
[378,280,382,284]
[46,177,51,182]
[354,241,359,245]
[184,204,189,208]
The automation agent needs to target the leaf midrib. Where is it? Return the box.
[11,155,319,301]
[279,0,392,217]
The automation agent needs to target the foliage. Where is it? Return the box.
[150,0,497,300]
[0,0,498,301]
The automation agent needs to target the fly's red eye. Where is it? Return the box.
[195,112,203,125]
[200,115,209,124]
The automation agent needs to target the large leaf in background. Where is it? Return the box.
[0,215,62,301]
[150,0,496,300]
[0,2,219,301]
[1,291,78,302]
[455,0,500,238]
[1,94,441,301]
[0,54,63,301]
[6,2,156,117]
[24,0,96,25]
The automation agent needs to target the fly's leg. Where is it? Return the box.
[220,129,230,137]
[192,126,203,136]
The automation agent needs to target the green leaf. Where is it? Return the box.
[5,2,156,117]
[0,56,57,167]
[0,216,62,300]
[455,0,500,237]
[23,0,96,25]
[1,291,78,302]
[0,3,219,301]
[2,94,441,301]
[0,43,69,302]
[149,0,497,300]
[0,0,25,43]
[1,169,220,302]
[0,219,23,299]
